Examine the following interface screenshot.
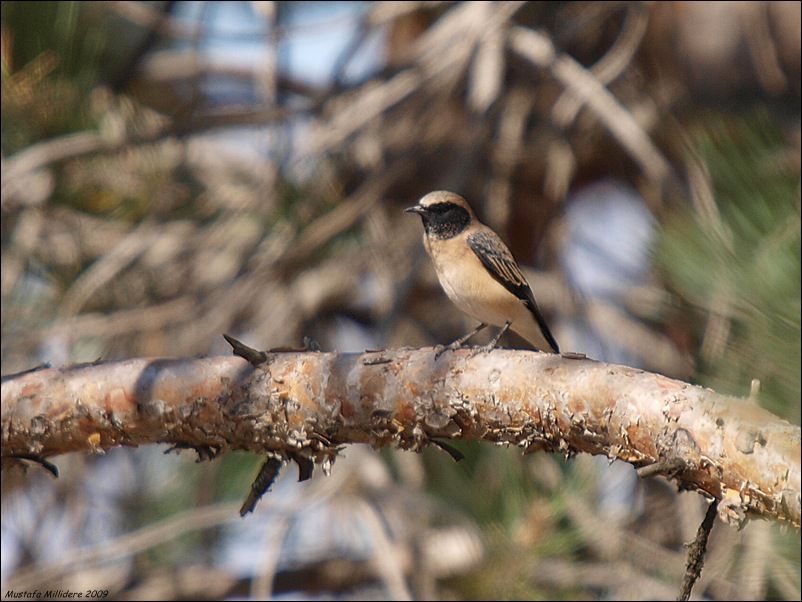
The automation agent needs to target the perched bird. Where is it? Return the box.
[406,191,559,355]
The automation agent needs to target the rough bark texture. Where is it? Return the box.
[2,348,799,526]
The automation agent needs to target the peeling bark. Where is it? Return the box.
[1,348,799,526]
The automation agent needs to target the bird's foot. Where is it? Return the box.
[434,341,464,359]
[434,323,489,359]
[467,322,509,357]
[467,341,499,358]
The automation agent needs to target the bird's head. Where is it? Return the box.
[405,191,475,240]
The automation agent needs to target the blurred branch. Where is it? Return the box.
[0,106,298,207]
[368,1,448,27]
[101,0,367,42]
[4,502,241,591]
[59,218,160,317]
[310,1,524,154]
[11,297,195,345]
[551,1,650,128]
[275,160,411,269]
[108,0,178,91]
[2,349,799,526]
[5,447,479,595]
[739,1,788,95]
[2,131,130,192]
[509,25,672,184]
[137,49,323,98]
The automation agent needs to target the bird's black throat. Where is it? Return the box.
[419,202,470,240]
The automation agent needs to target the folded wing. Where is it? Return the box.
[467,230,560,353]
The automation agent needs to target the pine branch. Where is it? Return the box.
[2,348,799,526]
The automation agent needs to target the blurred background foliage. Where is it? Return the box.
[1,1,800,600]
[658,112,800,421]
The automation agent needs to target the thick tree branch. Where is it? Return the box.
[1,348,799,526]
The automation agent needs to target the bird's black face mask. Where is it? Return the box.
[409,202,471,240]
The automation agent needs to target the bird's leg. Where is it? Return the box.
[435,323,487,359]
[472,321,511,356]
[450,322,489,348]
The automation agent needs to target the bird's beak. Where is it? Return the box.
[405,205,425,215]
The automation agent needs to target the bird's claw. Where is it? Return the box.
[434,342,464,359]
[467,342,497,358]
[436,343,497,360]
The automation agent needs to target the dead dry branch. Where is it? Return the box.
[2,348,799,527]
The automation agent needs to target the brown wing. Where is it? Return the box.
[467,230,560,353]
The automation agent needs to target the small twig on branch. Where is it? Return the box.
[240,456,284,516]
[163,442,221,463]
[677,499,719,601]
[431,439,465,462]
[224,333,269,365]
[2,453,59,478]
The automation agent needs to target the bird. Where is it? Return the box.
[405,190,559,356]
